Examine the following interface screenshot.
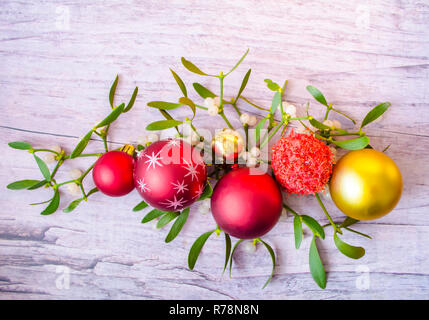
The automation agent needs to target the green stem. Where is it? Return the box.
[315,193,342,234]
[283,204,299,217]
[240,96,270,112]
[260,121,284,149]
[323,104,332,121]
[219,111,234,130]
[331,108,356,124]
[32,149,60,155]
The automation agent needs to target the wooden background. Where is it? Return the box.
[1,0,428,299]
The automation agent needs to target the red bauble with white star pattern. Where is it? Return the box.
[133,139,207,211]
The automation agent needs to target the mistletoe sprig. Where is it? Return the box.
[143,49,391,289]
[7,76,139,214]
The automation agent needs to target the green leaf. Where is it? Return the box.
[193,83,216,99]
[147,101,182,110]
[178,97,196,120]
[141,209,166,224]
[95,103,125,128]
[33,154,51,181]
[334,233,365,259]
[361,102,390,128]
[109,75,119,108]
[264,79,280,92]
[123,87,138,113]
[306,85,328,106]
[87,187,99,197]
[7,180,41,190]
[156,211,180,229]
[229,239,244,277]
[8,141,32,150]
[255,117,267,143]
[146,120,183,131]
[223,233,232,274]
[226,48,249,75]
[236,69,251,101]
[331,136,370,150]
[27,180,47,190]
[339,217,359,228]
[302,215,325,239]
[170,68,187,97]
[70,130,93,159]
[309,236,326,289]
[293,215,303,249]
[40,189,60,215]
[30,198,53,206]
[181,57,211,76]
[188,230,216,270]
[309,117,331,131]
[197,182,213,201]
[63,198,83,213]
[133,200,148,212]
[259,239,276,289]
[270,91,281,114]
[165,208,189,243]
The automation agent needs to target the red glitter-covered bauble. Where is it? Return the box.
[134,139,207,211]
[271,130,334,195]
[211,167,282,239]
[92,150,135,197]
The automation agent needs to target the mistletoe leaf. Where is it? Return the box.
[165,208,189,243]
[293,215,303,249]
[70,130,93,159]
[33,154,51,181]
[236,69,251,101]
[156,211,180,229]
[228,239,244,277]
[147,101,182,110]
[8,141,32,150]
[361,102,390,128]
[7,180,41,190]
[146,120,183,131]
[331,136,370,150]
[264,79,280,92]
[302,215,325,239]
[133,200,148,212]
[198,182,213,201]
[193,83,216,99]
[181,57,211,76]
[309,236,326,289]
[95,103,125,128]
[226,48,249,75]
[309,117,331,130]
[27,180,47,190]
[255,117,267,143]
[188,230,216,270]
[306,85,328,106]
[259,239,276,289]
[270,91,281,114]
[339,216,359,228]
[223,233,232,274]
[63,198,83,213]
[40,189,60,215]
[178,97,196,120]
[109,75,119,108]
[170,68,187,97]
[141,209,167,224]
[123,87,138,113]
[334,233,365,259]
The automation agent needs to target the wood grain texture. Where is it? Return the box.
[1,0,429,299]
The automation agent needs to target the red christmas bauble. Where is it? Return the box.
[211,167,282,239]
[134,139,207,211]
[92,150,135,197]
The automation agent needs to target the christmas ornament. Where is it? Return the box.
[330,149,402,220]
[211,167,282,239]
[92,147,135,197]
[134,139,207,211]
[212,128,244,162]
[271,130,334,195]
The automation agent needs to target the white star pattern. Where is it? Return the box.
[183,159,199,181]
[167,139,181,147]
[193,183,204,199]
[136,178,150,193]
[161,195,186,211]
[145,151,164,169]
[171,180,189,194]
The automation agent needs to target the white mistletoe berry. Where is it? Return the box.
[323,120,334,128]
[285,104,297,118]
[66,183,81,196]
[240,113,250,124]
[243,241,257,253]
[247,115,257,126]
[137,136,148,145]
[241,151,250,161]
[332,120,342,129]
[43,153,56,164]
[198,204,210,215]
[50,145,62,154]
[147,133,159,143]
[69,168,82,180]
[204,97,215,109]
[213,96,221,107]
[208,105,219,116]
[250,146,261,158]
[246,156,258,168]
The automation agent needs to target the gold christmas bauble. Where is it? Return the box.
[329,149,402,221]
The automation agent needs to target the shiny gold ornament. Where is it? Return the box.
[329,149,402,220]
[212,129,244,162]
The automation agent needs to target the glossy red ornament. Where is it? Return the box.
[134,139,207,211]
[92,150,135,197]
[211,167,282,239]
